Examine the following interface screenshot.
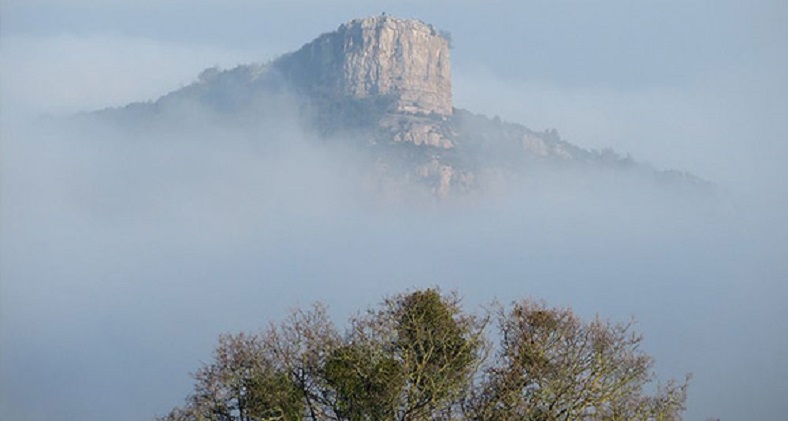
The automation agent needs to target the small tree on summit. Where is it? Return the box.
[161,289,688,421]
[438,29,454,49]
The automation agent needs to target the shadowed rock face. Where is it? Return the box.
[276,16,452,117]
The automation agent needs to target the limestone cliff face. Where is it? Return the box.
[276,16,452,117]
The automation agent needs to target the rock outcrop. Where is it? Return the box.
[94,15,713,199]
[275,16,452,117]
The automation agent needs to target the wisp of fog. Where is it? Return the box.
[2,2,787,420]
[3,96,786,420]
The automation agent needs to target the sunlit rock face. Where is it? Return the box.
[276,16,452,117]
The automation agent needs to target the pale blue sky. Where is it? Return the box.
[2,2,787,421]
[4,0,784,88]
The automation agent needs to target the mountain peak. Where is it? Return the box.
[93,16,712,198]
[274,15,452,116]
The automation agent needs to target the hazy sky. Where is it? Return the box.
[2,1,787,420]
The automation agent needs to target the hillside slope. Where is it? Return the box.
[94,15,711,197]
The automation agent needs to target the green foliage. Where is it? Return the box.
[390,289,483,418]
[161,290,688,421]
[323,344,404,420]
[245,369,303,420]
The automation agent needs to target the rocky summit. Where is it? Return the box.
[95,16,710,198]
[276,16,452,116]
[274,16,455,151]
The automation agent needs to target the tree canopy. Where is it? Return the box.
[161,289,688,421]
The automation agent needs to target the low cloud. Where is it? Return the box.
[2,15,787,421]
[0,35,263,116]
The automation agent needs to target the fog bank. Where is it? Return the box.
[2,2,787,420]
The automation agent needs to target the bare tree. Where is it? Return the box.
[465,299,689,420]
[161,291,688,421]
[161,304,339,421]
